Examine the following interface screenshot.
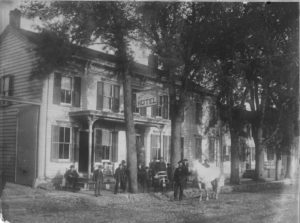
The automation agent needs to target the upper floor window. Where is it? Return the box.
[151,95,169,119]
[53,73,81,107]
[0,75,13,96]
[97,82,120,112]
[61,76,72,104]
[94,128,118,162]
[132,91,147,116]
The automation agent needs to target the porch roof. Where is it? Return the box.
[69,110,170,128]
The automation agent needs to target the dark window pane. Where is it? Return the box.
[59,127,64,142]
[61,90,65,103]
[64,144,69,159]
[59,143,64,159]
[65,128,70,142]
[65,90,71,103]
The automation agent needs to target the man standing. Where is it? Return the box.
[93,165,104,197]
[166,163,172,189]
[120,163,129,192]
[114,164,122,194]
[173,161,185,201]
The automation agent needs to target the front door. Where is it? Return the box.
[16,105,39,186]
[79,131,89,172]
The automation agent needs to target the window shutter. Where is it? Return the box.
[94,129,102,162]
[113,85,120,112]
[111,131,118,162]
[8,76,14,96]
[71,127,79,162]
[53,73,61,105]
[163,135,169,162]
[150,135,155,160]
[51,125,60,160]
[162,96,169,119]
[151,105,157,117]
[96,82,103,110]
[72,77,81,107]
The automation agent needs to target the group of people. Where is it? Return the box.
[64,158,208,201]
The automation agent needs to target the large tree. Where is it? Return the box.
[23,1,139,192]
[237,2,299,180]
[138,2,222,171]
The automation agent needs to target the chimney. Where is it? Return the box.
[9,9,21,29]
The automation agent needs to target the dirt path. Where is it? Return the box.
[1,183,298,223]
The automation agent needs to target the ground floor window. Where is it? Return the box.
[151,134,161,160]
[51,125,73,161]
[94,129,118,162]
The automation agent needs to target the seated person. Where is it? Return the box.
[64,165,79,191]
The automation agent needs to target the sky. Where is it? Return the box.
[0,0,150,64]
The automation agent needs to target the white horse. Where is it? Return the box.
[189,160,225,201]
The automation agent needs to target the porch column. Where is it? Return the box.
[87,116,95,178]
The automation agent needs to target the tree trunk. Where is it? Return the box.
[123,71,138,193]
[253,126,265,181]
[285,150,292,178]
[170,93,184,173]
[230,128,240,185]
[275,150,280,181]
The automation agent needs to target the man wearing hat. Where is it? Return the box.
[173,161,186,201]
[93,165,104,197]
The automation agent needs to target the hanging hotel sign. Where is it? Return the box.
[136,90,157,108]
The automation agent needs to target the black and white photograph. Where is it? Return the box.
[0,1,299,222]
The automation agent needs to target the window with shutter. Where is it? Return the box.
[97,82,120,112]
[94,129,118,162]
[53,73,81,107]
[61,76,72,104]
[152,95,169,119]
[51,125,71,161]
